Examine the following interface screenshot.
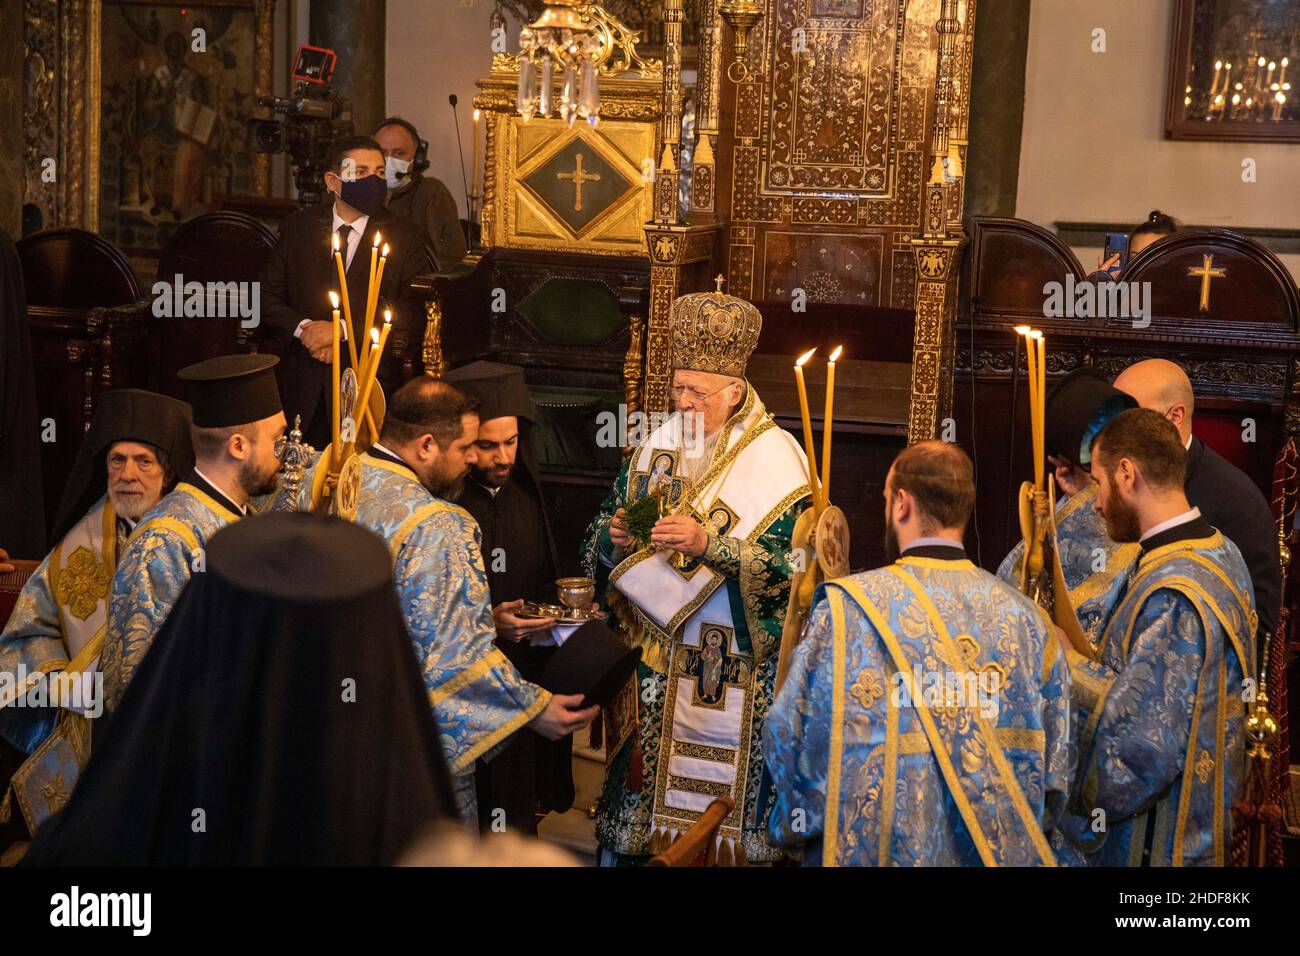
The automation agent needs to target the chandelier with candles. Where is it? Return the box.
[516,1,604,126]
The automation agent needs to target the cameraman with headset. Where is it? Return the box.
[373,117,468,271]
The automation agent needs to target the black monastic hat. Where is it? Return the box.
[22,512,457,865]
[177,354,282,429]
[1046,366,1138,469]
[50,388,195,542]
[441,360,539,424]
[540,620,642,709]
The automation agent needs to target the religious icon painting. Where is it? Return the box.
[98,0,268,253]
[601,671,639,769]
[705,500,739,536]
[630,448,686,505]
[676,623,749,710]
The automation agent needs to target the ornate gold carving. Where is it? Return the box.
[58,0,101,230]
[24,0,59,227]
[422,297,446,378]
[478,53,659,256]
[623,312,646,454]
[253,0,277,196]
[490,3,663,79]
[695,1,723,135]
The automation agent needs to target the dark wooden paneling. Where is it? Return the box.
[959,217,1300,570]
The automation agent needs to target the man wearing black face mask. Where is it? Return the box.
[259,135,434,447]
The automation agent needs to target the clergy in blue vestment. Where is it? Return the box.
[1055,408,1255,866]
[998,367,1138,649]
[305,378,598,822]
[766,440,1073,866]
[0,389,192,844]
[100,355,286,716]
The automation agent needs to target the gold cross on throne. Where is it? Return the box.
[1188,254,1226,312]
[557,152,601,212]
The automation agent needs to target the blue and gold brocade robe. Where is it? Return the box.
[326,454,551,817]
[100,484,241,714]
[1057,531,1255,867]
[765,555,1074,866]
[0,503,129,754]
[998,484,1139,650]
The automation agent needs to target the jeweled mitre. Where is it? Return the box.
[669,289,763,379]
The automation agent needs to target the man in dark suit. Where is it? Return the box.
[259,135,433,447]
[1114,359,1281,651]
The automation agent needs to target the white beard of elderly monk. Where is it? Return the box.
[106,440,173,522]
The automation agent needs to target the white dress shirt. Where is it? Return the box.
[295,205,370,341]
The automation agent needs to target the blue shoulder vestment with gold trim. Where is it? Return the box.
[1057,531,1254,867]
[101,484,241,714]
[765,555,1073,866]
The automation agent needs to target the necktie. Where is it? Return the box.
[337,224,354,269]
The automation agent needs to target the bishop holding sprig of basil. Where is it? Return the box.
[581,283,813,865]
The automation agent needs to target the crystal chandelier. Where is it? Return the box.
[515,1,602,127]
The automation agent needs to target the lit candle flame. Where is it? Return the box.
[382,243,390,257]
[383,309,393,326]
[333,232,340,252]
[828,344,843,363]
[1014,324,1031,335]
[796,348,816,366]
[473,108,481,122]
[373,231,382,248]
[328,291,339,309]
[1028,329,1043,340]
[370,328,379,346]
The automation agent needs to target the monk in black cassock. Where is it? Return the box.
[442,361,574,834]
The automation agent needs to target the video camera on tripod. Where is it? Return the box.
[248,45,353,206]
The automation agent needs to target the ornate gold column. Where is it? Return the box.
[907,0,967,443]
[58,0,100,230]
[253,0,277,196]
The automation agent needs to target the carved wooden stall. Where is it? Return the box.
[957,215,1300,787]
[17,214,278,529]
[17,228,141,531]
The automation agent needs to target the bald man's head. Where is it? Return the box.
[1112,359,1195,442]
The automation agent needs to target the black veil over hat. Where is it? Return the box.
[1045,367,1138,469]
[50,389,195,543]
[441,361,557,569]
[22,513,456,866]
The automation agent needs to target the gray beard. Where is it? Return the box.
[680,428,723,486]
